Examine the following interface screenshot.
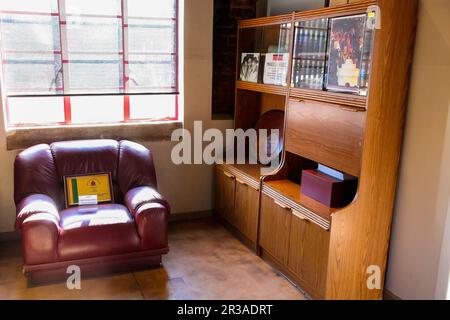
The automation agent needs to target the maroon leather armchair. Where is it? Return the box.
[14,139,170,283]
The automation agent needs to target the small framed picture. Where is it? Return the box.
[326,14,367,94]
[64,172,114,207]
[239,53,260,83]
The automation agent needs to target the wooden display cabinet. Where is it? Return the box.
[215,16,292,249]
[214,0,418,300]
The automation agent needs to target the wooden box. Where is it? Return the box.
[301,169,358,208]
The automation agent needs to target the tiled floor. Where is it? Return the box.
[0,219,306,300]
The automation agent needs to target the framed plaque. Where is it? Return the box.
[64,173,114,207]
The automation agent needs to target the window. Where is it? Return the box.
[0,0,180,128]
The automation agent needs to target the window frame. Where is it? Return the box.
[0,0,180,129]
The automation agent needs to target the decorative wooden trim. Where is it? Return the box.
[289,88,367,109]
[262,184,332,231]
[238,14,293,29]
[236,81,288,96]
[294,0,376,20]
[220,163,261,191]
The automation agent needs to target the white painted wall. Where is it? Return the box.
[385,0,450,300]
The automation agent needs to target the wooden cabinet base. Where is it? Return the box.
[260,248,324,300]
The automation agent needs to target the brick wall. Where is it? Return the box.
[212,0,258,117]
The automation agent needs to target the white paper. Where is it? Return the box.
[79,195,98,206]
[263,53,289,86]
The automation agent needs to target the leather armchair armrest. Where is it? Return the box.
[135,203,169,250]
[16,194,60,231]
[16,194,60,265]
[124,187,169,250]
[124,186,170,216]
[22,213,60,265]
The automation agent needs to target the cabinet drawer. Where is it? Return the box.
[286,99,365,177]
[288,211,330,298]
[259,194,292,265]
[215,167,236,225]
[234,179,259,243]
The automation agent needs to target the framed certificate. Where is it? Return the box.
[64,173,114,207]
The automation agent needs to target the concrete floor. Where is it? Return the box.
[0,219,306,300]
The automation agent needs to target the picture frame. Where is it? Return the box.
[64,172,114,207]
[239,53,260,83]
[325,14,368,94]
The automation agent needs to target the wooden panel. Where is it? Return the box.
[288,214,330,298]
[289,88,367,109]
[215,167,236,225]
[260,93,286,115]
[234,180,260,243]
[235,89,260,130]
[294,0,376,20]
[239,14,292,29]
[259,194,292,265]
[326,0,418,300]
[235,90,286,130]
[286,99,366,177]
[236,81,288,96]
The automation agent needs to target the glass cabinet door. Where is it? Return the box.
[291,18,329,90]
[291,14,374,96]
[238,23,292,86]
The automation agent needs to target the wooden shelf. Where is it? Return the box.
[293,0,376,21]
[289,87,367,109]
[265,179,338,219]
[238,14,293,29]
[236,81,288,96]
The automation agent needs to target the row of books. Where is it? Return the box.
[293,18,329,60]
[240,14,374,95]
[292,19,328,90]
[291,58,325,90]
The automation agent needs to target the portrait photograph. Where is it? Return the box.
[240,53,260,83]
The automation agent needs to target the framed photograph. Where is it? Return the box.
[239,53,260,83]
[64,172,114,207]
[326,14,367,94]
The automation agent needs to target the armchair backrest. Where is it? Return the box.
[14,139,157,210]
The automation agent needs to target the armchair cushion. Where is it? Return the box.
[58,204,140,261]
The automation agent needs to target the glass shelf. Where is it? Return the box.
[238,23,292,87]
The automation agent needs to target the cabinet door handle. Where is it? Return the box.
[236,178,247,186]
[274,200,290,210]
[292,209,310,222]
[223,172,235,180]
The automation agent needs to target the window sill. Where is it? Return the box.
[6,121,183,151]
